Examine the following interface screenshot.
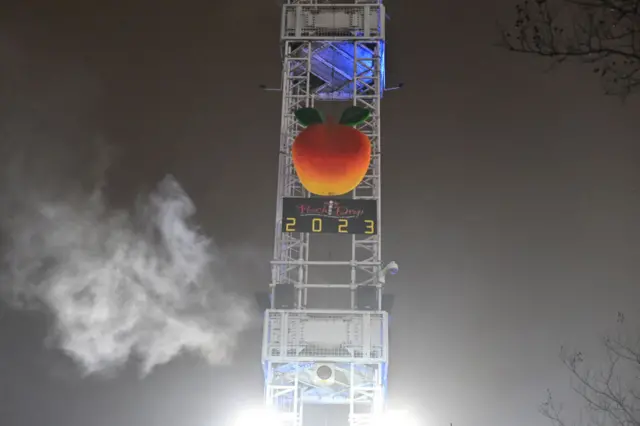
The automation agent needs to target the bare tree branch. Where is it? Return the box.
[500,0,640,97]
[541,314,640,426]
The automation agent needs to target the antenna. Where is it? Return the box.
[385,82,405,91]
[258,84,282,92]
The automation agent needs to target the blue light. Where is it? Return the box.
[309,40,386,100]
[380,40,387,92]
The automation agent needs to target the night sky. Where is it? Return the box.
[1,1,640,426]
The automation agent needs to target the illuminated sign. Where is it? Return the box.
[281,197,377,235]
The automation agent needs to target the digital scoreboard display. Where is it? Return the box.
[281,197,377,235]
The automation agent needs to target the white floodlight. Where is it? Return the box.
[232,407,281,426]
[373,409,419,426]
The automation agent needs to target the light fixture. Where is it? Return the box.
[312,363,336,386]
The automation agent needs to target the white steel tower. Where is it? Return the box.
[261,2,396,426]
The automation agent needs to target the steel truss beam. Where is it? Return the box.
[265,3,386,426]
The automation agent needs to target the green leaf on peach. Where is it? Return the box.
[339,106,370,127]
[294,108,324,126]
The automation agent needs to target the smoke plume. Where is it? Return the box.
[0,161,253,376]
[0,34,254,377]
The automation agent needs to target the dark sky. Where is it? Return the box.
[1,1,640,426]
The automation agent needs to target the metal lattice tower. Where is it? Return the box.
[261,2,393,426]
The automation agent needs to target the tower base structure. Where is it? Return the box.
[248,2,408,426]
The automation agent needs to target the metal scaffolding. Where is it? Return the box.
[262,2,391,426]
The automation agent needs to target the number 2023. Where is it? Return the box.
[285,218,374,234]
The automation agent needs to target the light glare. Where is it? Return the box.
[374,410,418,426]
[233,407,281,426]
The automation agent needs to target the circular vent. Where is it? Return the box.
[316,365,333,380]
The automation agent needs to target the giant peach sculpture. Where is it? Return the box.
[292,106,371,196]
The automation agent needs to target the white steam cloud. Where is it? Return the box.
[0,36,254,377]
[0,170,253,376]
